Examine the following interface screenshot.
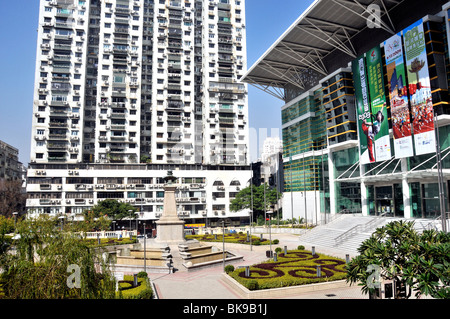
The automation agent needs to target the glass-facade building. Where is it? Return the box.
[243,0,450,224]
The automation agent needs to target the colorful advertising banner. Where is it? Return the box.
[384,33,414,158]
[403,19,436,156]
[352,55,374,164]
[365,45,391,162]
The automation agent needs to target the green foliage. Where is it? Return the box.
[346,220,450,299]
[275,247,282,253]
[297,245,305,250]
[0,215,116,299]
[0,216,15,235]
[228,249,347,290]
[186,233,277,246]
[225,265,235,274]
[84,199,138,222]
[118,275,153,299]
[229,184,282,214]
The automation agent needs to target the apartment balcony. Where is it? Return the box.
[48,156,67,162]
[111,124,126,130]
[47,143,67,151]
[48,122,68,128]
[114,28,129,34]
[218,116,234,124]
[48,134,67,140]
[55,22,74,29]
[110,113,126,119]
[52,54,72,62]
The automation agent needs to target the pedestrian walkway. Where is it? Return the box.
[148,233,367,299]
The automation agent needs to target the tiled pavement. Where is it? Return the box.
[147,233,367,299]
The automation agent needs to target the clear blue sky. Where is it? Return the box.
[0,0,314,164]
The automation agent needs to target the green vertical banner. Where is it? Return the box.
[403,19,436,156]
[352,55,374,164]
[365,45,391,162]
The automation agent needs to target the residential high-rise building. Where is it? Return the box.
[27,0,251,226]
[31,0,248,165]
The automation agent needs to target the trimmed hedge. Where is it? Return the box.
[185,233,277,246]
[118,275,153,299]
[228,249,347,290]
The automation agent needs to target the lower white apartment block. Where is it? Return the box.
[26,163,252,227]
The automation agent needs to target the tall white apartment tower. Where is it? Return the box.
[30,0,249,166]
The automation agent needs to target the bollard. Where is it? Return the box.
[346,254,350,263]
[245,266,250,277]
[316,265,322,277]
[133,274,138,287]
[312,246,315,256]
[274,252,277,262]
[284,246,287,255]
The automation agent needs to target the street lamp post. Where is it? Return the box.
[267,208,273,257]
[128,209,133,231]
[143,222,147,273]
[222,220,225,271]
[12,212,18,234]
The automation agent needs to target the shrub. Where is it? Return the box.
[227,249,347,291]
[273,239,279,244]
[298,245,305,250]
[137,271,148,278]
[224,265,235,274]
[275,247,282,253]
[119,275,153,299]
[246,280,259,291]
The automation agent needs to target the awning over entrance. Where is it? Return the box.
[241,0,447,100]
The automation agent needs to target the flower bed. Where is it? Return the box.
[185,233,277,245]
[117,274,153,299]
[228,249,347,290]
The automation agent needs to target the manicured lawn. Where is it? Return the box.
[186,232,278,245]
[84,237,138,247]
[227,249,347,290]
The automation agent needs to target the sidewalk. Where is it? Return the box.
[147,233,367,299]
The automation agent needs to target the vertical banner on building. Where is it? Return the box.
[384,33,414,158]
[352,55,374,164]
[366,45,391,162]
[403,19,436,156]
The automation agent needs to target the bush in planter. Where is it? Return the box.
[298,245,305,250]
[273,239,279,244]
[137,271,148,278]
[225,265,235,274]
[275,247,282,253]
[246,280,259,291]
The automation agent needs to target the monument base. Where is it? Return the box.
[154,220,186,245]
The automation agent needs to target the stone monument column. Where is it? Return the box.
[154,171,186,244]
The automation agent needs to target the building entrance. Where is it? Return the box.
[375,186,393,216]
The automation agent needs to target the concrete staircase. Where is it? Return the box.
[298,214,446,257]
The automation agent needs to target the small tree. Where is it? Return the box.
[0,215,116,299]
[230,183,282,221]
[346,220,450,299]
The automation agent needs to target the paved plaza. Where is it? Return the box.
[147,233,367,299]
